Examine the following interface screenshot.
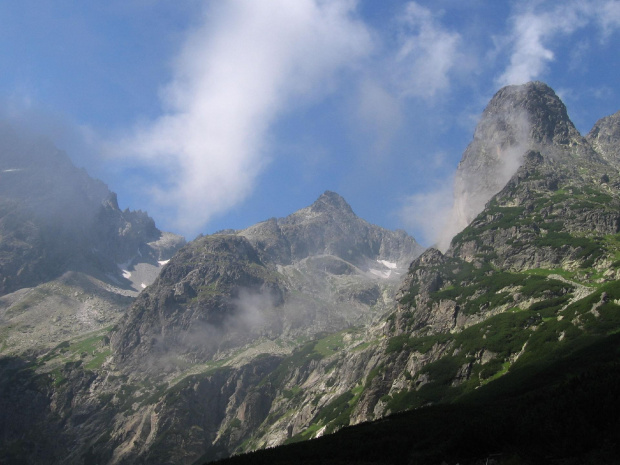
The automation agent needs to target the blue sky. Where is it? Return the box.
[1,0,619,245]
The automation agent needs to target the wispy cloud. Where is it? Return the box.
[598,1,620,38]
[398,172,455,248]
[353,79,403,157]
[497,0,620,86]
[117,0,371,235]
[393,2,461,98]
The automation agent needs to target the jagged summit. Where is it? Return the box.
[239,191,423,266]
[281,190,357,226]
[480,81,577,146]
[308,190,356,216]
[443,81,603,250]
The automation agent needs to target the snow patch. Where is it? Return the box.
[141,283,147,289]
[122,270,132,279]
[377,259,397,269]
[369,268,392,279]
[2,168,23,173]
[369,260,403,279]
[158,259,170,266]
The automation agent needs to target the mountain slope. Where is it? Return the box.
[210,82,620,462]
[213,331,620,465]
[0,124,185,356]
[111,191,422,374]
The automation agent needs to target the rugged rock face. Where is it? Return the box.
[587,109,620,167]
[0,183,422,464]
[241,191,419,268]
[444,81,601,250]
[206,81,620,458]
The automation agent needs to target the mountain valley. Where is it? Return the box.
[2,81,620,464]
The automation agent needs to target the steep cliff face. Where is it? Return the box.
[366,84,620,410]
[587,109,620,167]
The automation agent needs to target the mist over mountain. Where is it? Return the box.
[111,190,423,373]
[0,121,184,363]
[0,122,185,296]
[438,81,596,250]
[2,81,620,465]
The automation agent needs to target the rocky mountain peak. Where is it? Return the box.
[442,81,593,250]
[480,81,576,146]
[309,190,355,216]
[238,191,423,267]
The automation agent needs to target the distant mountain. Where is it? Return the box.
[111,190,422,373]
[0,123,185,296]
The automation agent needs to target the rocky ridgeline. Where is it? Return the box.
[110,191,423,373]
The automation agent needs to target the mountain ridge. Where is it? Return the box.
[110,190,423,373]
[2,81,620,464]
[0,122,186,296]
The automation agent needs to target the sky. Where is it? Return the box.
[1,0,619,245]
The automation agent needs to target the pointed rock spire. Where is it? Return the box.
[310,190,356,216]
[445,81,588,249]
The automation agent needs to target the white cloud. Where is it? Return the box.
[354,79,403,156]
[393,2,461,98]
[497,0,620,86]
[118,0,371,235]
[399,174,455,249]
[598,1,620,38]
